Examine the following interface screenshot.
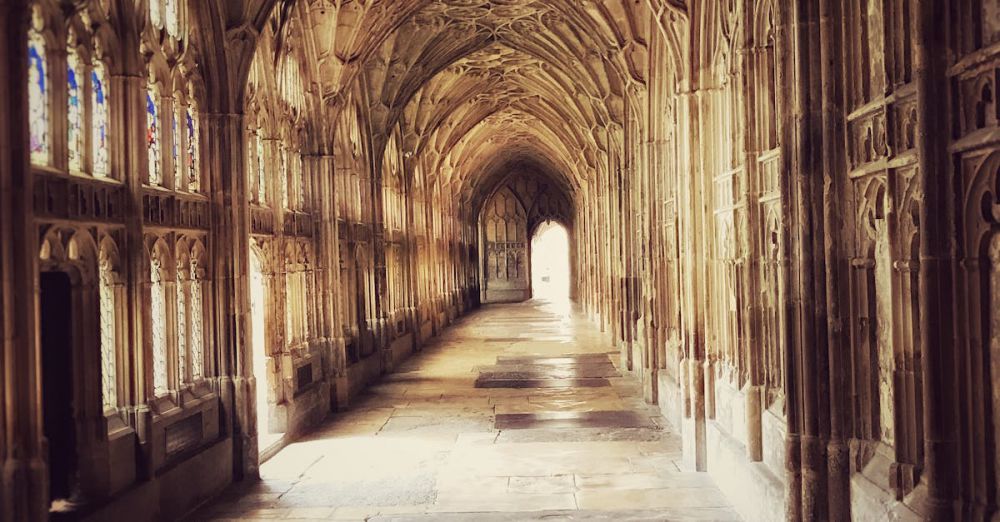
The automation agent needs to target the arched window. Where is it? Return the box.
[186,107,200,192]
[150,255,168,395]
[91,61,110,177]
[99,256,118,411]
[28,27,50,165]
[66,45,84,173]
[146,85,162,186]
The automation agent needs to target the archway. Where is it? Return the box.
[250,249,282,455]
[530,221,570,303]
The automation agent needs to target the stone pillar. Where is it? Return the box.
[817,0,850,517]
[204,112,256,480]
[676,87,707,472]
[774,0,802,518]
[315,154,348,410]
[913,0,959,518]
[0,1,47,519]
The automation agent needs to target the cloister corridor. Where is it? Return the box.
[195,302,737,521]
[3,0,997,520]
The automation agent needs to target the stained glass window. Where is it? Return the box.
[146,88,161,185]
[176,276,187,384]
[172,106,181,189]
[99,259,118,411]
[150,0,163,29]
[150,257,168,395]
[165,0,179,38]
[28,29,50,165]
[190,269,204,380]
[67,48,84,173]
[186,109,200,192]
[92,63,110,177]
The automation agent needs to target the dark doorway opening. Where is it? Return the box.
[40,271,78,505]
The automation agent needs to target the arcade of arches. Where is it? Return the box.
[0,0,997,520]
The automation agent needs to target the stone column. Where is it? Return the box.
[315,154,348,409]
[204,111,255,480]
[676,87,707,472]
[774,0,802,517]
[817,0,851,517]
[741,42,765,464]
[0,1,47,519]
[114,63,155,476]
[913,0,959,518]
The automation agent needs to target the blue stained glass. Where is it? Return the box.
[67,53,83,172]
[28,32,50,164]
[92,66,110,177]
[172,111,180,187]
[29,47,45,94]
[186,110,198,191]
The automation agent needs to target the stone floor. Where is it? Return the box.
[191,300,740,521]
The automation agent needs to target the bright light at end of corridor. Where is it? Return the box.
[531,221,570,310]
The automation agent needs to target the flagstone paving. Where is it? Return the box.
[192,300,739,521]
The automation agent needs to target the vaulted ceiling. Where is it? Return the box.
[250,0,684,207]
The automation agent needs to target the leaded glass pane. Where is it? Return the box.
[176,278,187,384]
[285,271,295,346]
[150,258,168,395]
[172,107,181,189]
[28,30,50,165]
[67,49,84,173]
[186,109,200,192]
[92,63,110,177]
[191,275,204,380]
[146,89,161,185]
[99,261,117,410]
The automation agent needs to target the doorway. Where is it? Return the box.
[530,221,570,304]
[40,271,78,505]
[250,250,282,455]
